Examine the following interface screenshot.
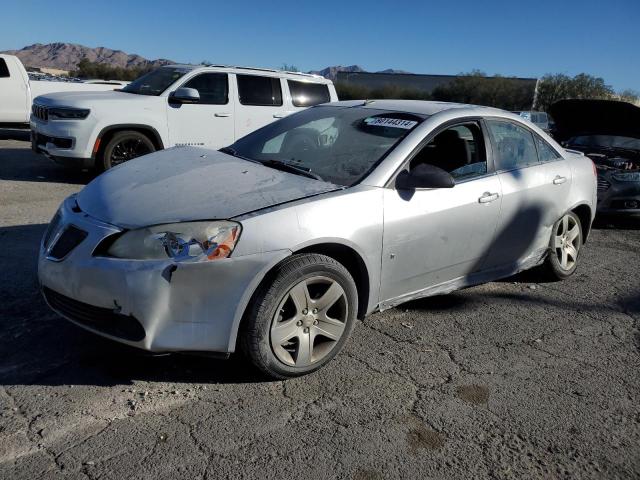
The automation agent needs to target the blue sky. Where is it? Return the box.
[2,0,639,91]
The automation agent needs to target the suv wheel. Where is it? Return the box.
[100,131,155,170]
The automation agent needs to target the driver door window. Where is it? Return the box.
[409,123,487,181]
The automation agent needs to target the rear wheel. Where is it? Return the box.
[100,131,155,170]
[240,254,358,379]
[542,211,583,280]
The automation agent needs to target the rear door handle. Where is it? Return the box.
[478,192,499,204]
[273,112,293,118]
[553,175,567,185]
[214,112,231,117]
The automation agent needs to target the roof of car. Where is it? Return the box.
[325,99,507,117]
[162,64,327,81]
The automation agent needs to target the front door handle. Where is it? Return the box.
[214,112,231,117]
[273,112,294,118]
[478,192,499,204]
[553,175,567,185]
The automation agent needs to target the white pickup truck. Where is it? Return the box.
[0,54,125,126]
[29,64,338,170]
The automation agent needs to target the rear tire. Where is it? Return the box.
[542,211,583,280]
[240,253,358,379]
[99,131,155,171]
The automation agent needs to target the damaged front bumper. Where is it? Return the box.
[37,196,289,353]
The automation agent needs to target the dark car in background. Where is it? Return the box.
[550,99,640,216]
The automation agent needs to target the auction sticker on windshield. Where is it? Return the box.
[364,117,418,129]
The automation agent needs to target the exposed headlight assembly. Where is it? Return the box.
[611,171,640,182]
[48,107,91,120]
[107,221,241,262]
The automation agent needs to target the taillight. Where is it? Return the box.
[591,160,597,177]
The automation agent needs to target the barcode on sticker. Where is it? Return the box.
[364,117,417,129]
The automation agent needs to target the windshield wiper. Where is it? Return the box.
[219,147,260,164]
[260,159,324,181]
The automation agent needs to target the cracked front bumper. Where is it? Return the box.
[38,196,290,353]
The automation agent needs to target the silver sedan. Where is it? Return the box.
[38,100,598,378]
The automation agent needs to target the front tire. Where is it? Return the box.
[99,131,155,170]
[240,254,358,379]
[542,211,583,280]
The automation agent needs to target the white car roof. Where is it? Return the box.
[162,64,329,83]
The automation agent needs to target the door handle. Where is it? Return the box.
[214,112,231,117]
[478,192,499,204]
[273,113,291,118]
[553,175,567,185]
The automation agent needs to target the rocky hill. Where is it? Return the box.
[0,43,173,71]
[1,43,411,79]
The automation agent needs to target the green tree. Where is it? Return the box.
[70,59,154,81]
[533,73,615,111]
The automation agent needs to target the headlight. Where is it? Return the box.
[48,107,90,120]
[611,171,640,182]
[107,221,241,262]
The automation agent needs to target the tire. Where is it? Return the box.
[240,253,358,379]
[99,131,155,170]
[542,211,583,280]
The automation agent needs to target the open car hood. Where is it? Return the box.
[549,99,640,142]
[77,147,340,229]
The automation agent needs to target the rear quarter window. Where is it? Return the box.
[288,80,331,107]
[237,74,283,106]
[0,59,10,78]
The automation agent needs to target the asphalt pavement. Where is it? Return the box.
[1,130,639,479]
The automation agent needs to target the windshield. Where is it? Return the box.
[121,66,192,96]
[569,135,640,152]
[227,105,424,186]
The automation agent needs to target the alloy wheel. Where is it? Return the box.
[553,214,581,270]
[270,276,348,367]
[110,138,152,167]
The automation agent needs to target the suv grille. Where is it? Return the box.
[43,287,146,342]
[48,225,87,259]
[32,104,49,122]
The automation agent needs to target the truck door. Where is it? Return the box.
[0,57,30,123]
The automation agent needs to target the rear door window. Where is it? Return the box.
[288,80,331,107]
[237,74,283,106]
[487,120,539,171]
[0,59,10,78]
[535,135,563,163]
[181,73,228,105]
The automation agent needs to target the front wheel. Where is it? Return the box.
[99,131,155,170]
[240,254,358,379]
[542,211,583,280]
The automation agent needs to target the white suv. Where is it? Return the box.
[30,65,337,170]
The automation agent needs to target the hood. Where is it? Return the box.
[549,99,640,141]
[76,147,339,229]
[33,90,159,107]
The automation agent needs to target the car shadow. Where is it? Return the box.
[0,223,269,387]
[0,128,30,141]
[592,214,640,231]
[0,147,96,185]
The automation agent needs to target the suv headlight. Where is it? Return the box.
[48,107,90,120]
[611,171,640,182]
[107,221,241,262]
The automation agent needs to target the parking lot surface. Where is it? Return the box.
[1,130,639,479]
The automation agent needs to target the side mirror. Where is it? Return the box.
[169,87,200,104]
[396,164,455,190]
